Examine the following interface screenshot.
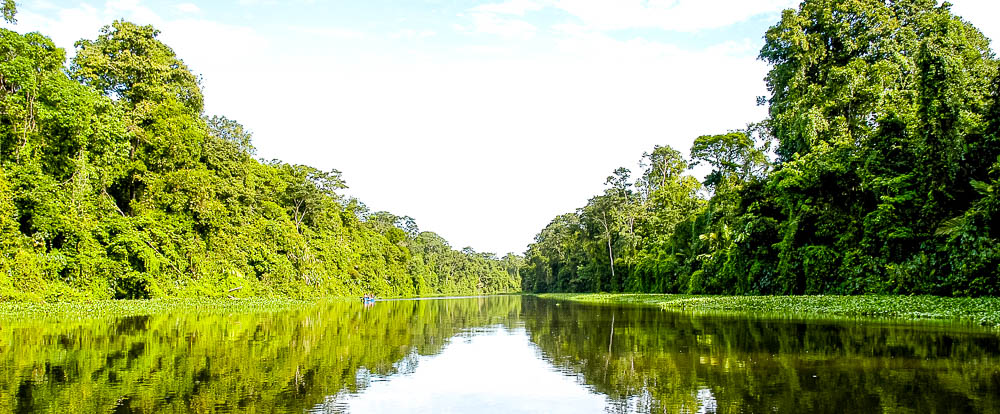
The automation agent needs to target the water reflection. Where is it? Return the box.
[317,326,608,413]
[523,297,1000,413]
[0,297,522,413]
[1,296,998,413]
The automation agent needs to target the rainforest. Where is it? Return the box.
[0,6,522,301]
[521,0,1000,297]
[3,1,1000,412]
[1,0,998,302]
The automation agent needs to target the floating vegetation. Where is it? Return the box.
[535,293,1000,327]
[0,297,323,321]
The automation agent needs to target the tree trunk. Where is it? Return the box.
[293,199,305,234]
[603,211,615,286]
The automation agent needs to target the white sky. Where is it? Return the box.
[5,0,1000,255]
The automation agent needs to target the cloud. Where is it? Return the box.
[473,0,797,32]
[175,3,200,14]
[292,26,367,40]
[103,0,160,23]
[466,11,537,39]
[237,0,278,5]
[1,4,104,53]
[557,0,798,32]
[472,0,545,16]
[1,1,272,121]
[389,28,436,39]
[475,0,997,37]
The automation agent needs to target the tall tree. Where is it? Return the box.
[276,163,346,234]
[71,21,202,112]
[523,0,998,297]
[689,131,768,193]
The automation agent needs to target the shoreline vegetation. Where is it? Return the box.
[536,293,1000,327]
[4,292,999,329]
[520,0,1000,299]
[0,10,522,301]
[0,297,316,320]
[0,293,522,320]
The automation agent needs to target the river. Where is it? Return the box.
[2,296,998,413]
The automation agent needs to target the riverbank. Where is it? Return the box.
[0,297,319,320]
[0,294,521,320]
[535,293,1000,327]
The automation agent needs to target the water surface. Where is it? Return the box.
[1,296,998,413]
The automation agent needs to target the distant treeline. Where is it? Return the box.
[0,13,521,300]
[522,0,1000,296]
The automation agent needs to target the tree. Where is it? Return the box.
[2,0,15,24]
[637,145,702,234]
[638,146,687,196]
[71,20,202,112]
[523,213,586,292]
[207,115,255,156]
[689,131,767,192]
[69,21,209,215]
[0,20,520,300]
[276,163,346,234]
[522,1,998,297]
[756,0,998,294]
[582,193,621,292]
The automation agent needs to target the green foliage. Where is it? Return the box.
[71,20,203,113]
[1,0,14,24]
[690,131,768,191]
[522,145,705,295]
[0,22,519,300]
[523,0,999,298]
[537,293,1000,326]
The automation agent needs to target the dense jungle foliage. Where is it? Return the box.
[0,13,522,300]
[522,0,1000,296]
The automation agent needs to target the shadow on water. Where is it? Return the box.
[1,295,998,413]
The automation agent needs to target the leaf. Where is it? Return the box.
[970,180,992,196]
[934,216,966,237]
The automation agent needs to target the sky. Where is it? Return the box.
[4,0,1000,255]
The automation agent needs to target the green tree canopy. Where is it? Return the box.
[522,0,999,297]
[71,20,203,113]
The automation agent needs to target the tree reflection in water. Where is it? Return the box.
[0,297,522,413]
[523,297,1000,413]
[2,296,998,413]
